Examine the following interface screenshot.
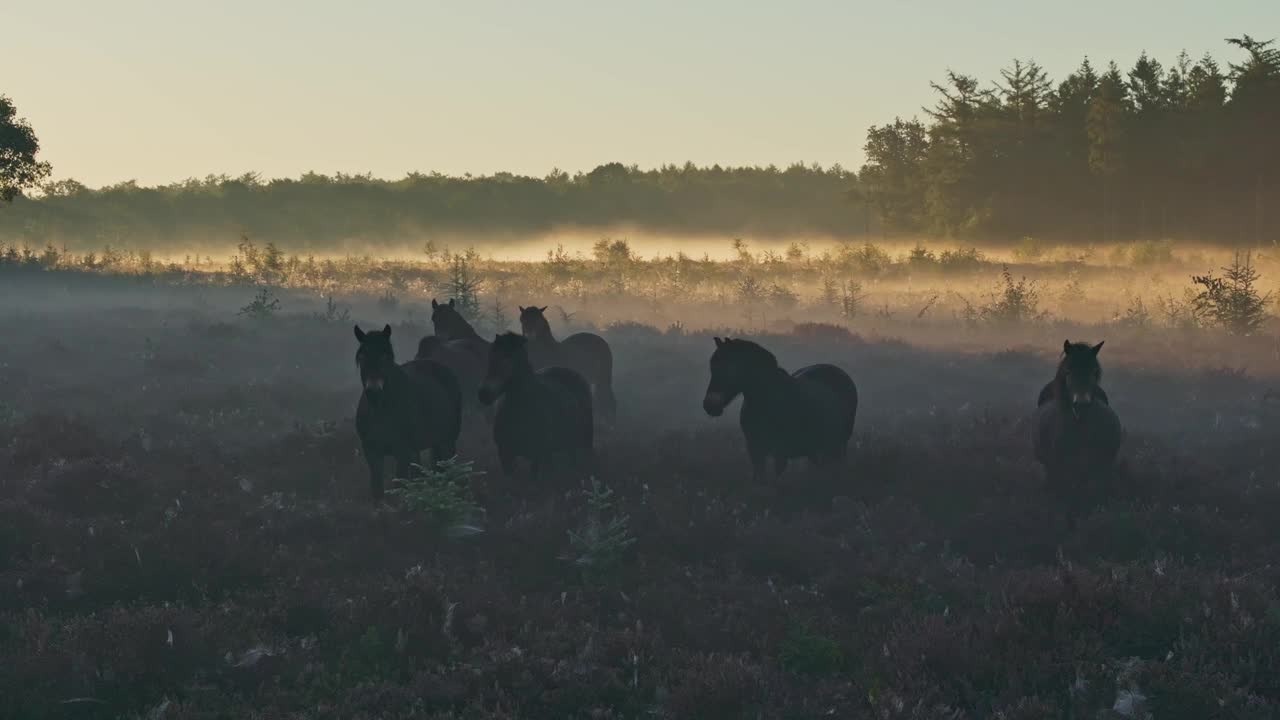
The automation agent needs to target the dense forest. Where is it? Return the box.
[0,164,866,251]
[1,35,1277,250]
[860,36,1280,244]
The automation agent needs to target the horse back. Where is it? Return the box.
[417,337,485,392]
[561,332,612,359]
[793,363,858,425]
[557,332,613,377]
[539,367,595,419]
[402,358,463,438]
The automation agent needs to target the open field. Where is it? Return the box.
[3,246,1280,719]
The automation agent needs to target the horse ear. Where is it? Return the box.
[518,306,525,312]
[448,298,456,307]
[383,323,392,337]
[713,336,723,347]
[539,306,548,312]
[431,299,439,309]
[1091,341,1104,355]
[354,325,366,342]
[1063,339,1071,354]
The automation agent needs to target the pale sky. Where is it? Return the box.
[7,1,1279,188]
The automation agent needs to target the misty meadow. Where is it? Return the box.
[3,26,1280,720]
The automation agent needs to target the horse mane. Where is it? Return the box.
[720,338,780,371]
[520,307,555,338]
[1048,341,1103,401]
[436,302,482,339]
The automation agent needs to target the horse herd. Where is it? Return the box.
[355,299,1123,525]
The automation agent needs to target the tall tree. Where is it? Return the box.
[1087,64,1129,242]
[0,95,51,203]
[859,118,930,233]
[1225,36,1280,243]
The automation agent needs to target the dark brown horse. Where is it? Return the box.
[479,332,594,482]
[354,324,462,501]
[415,299,492,416]
[1032,340,1123,528]
[518,305,616,424]
[702,337,858,482]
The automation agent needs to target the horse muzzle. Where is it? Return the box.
[364,378,385,393]
[1070,392,1093,419]
[703,392,726,417]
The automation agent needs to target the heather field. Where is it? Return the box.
[2,244,1280,719]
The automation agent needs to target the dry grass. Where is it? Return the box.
[2,258,1280,718]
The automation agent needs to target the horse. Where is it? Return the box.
[354,323,462,501]
[478,332,594,482]
[701,337,858,482]
[414,299,493,417]
[1032,340,1123,528]
[430,298,491,357]
[415,333,490,418]
[518,305,617,424]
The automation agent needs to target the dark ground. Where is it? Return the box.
[3,279,1280,719]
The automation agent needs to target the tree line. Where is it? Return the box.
[859,35,1280,244]
[0,164,866,251]
[1,33,1277,248]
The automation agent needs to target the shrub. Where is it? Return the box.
[980,265,1045,324]
[1191,251,1272,335]
[565,478,636,583]
[1012,236,1048,261]
[1115,294,1152,329]
[907,244,938,269]
[238,288,280,319]
[388,457,484,533]
[314,295,351,323]
[837,242,892,275]
[939,246,985,273]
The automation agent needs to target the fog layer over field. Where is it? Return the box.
[2,247,1280,716]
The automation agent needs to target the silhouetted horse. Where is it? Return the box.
[430,298,491,357]
[1033,340,1123,528]
[479,332,594,481]
[518,305,616,424]
[702,337,858,481]
[415,299,492,416]
[354,324,462,501]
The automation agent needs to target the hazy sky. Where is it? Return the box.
[7,1,1279,187]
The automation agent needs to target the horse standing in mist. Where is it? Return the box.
[518,305,617,424]
[702,337,858,482]
[1032,340,1123,528]
[416,298,492,416]
[479,332,594,482]
[354,324,462,501]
